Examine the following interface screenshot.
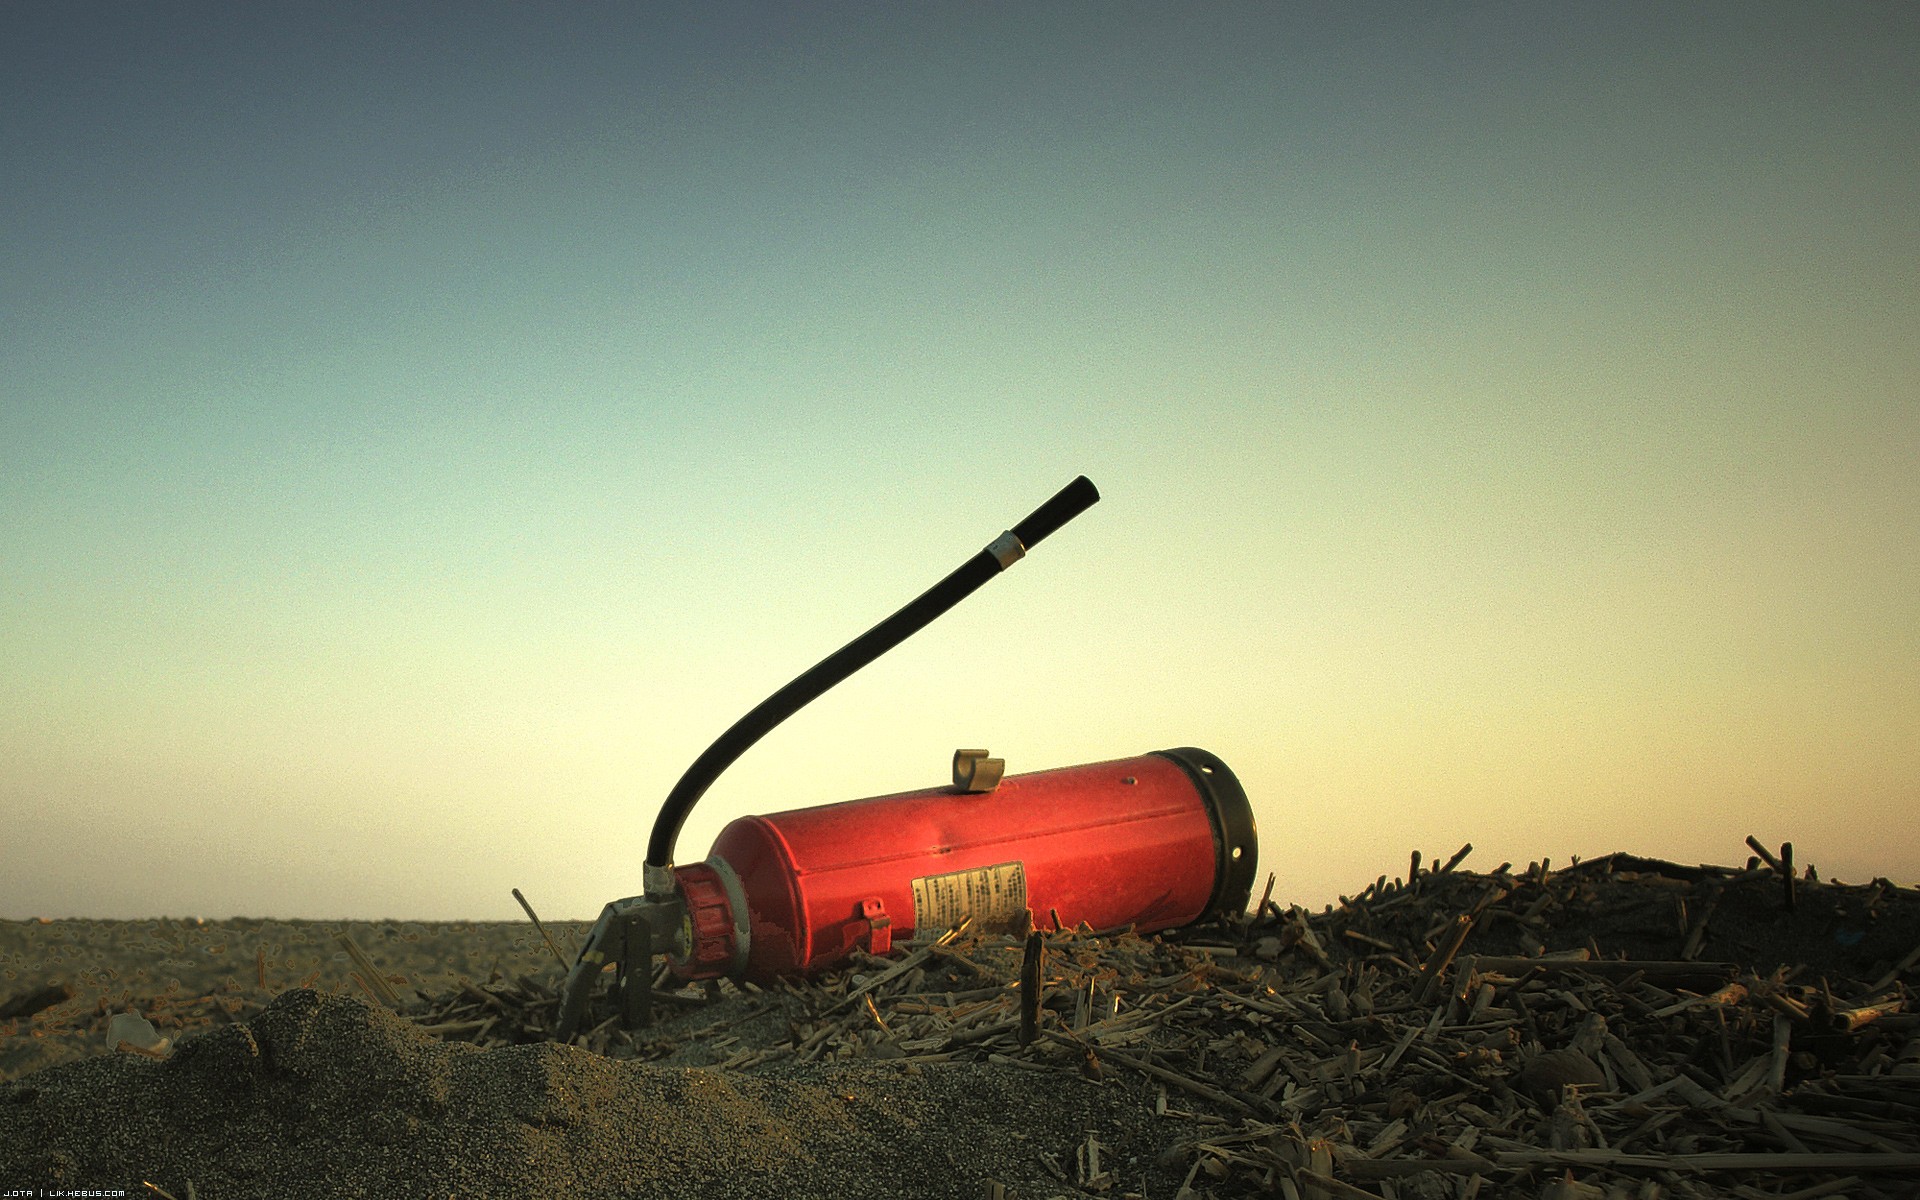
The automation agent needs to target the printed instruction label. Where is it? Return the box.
[911,860,1028,934]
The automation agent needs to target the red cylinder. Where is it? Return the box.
[668,748,1256,983]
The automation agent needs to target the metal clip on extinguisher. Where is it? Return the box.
[553,476,1257,1040]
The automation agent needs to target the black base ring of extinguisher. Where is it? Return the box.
[1153,748,1258,920]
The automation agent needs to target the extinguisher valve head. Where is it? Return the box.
[669,860,749,980]
[644,861,677,898]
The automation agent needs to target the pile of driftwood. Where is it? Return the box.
[406,849,1920,1198]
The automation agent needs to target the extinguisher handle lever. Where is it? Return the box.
[1012,475,1100,553]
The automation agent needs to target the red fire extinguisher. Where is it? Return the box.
[555,477,1257,1038]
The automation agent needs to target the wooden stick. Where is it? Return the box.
[1865,943,1920,994]
[1042,1030,1255,1114]
[1240,1043,1291,1091]
[1829,999,1905,1032]
[1761,1108,1810,1155]
[1770,1181,1861,1200]
[1744,836,1785,873]
[1256,872,1278,919]
[1495,1149,1920,1172]
[334,932,402,1008]
[1438,843,1474,874]
[1681,891,1719,960]
[512,887,571,971]
[1703,980,1750,1007]
[1767,1012,1791,1094]
[1377,1023,1422,1076]
[830,917,973,1012]
[1019,930,1045,1047]
[1293,1171,1386,1200]
[1415,914,1474,1005]
[1289,907,1332,968]
[1342,1153,1496,1179]
[1466,956,1734,987]
[414,1018,492,1036]
[862,993,890,1035]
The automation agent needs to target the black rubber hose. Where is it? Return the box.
[645,475,1100,870]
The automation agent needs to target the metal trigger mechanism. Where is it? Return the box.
[554,892,685,1041]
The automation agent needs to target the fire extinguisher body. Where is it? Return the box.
[670,747,1256,983]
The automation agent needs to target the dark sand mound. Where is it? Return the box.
[3,987,1168,1199]
[0,915,585,1081]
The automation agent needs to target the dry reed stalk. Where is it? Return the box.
[511,887,571,970]
[1043,1029,1255,1115]
[830,917,974,1012]
[1496,1148,1920,1172]
[1865,943,1920,994]
[333,932,402,1008]
[1018,930,1045,1047]
[1413,913,1474,1004]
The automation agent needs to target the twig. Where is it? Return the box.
[1465,956,1734,988]
[1829,999,1904,1033]
[1256,872,1278,919]
[1019,931,1045,1047]
[1414,914,1474,1005]
[1342,1153,1496,1179]
[830,917,973,1012]
[1744,836,1785,873]
[1042,1030,1255,1115]
[1865,943,1920,995]
[512,887,572,971]
[1495,1149,1920,1172]
[333,932,403,1008]
[1293,1170,1386,1200]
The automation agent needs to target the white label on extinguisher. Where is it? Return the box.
[911,861,1028,934]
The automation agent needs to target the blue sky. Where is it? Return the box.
[3,2,1915,919]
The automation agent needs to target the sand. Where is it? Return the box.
[0,916,592,1082]
[5,856,1918,1198]
[0,917,1181,1197]
[2,987,1170,1199]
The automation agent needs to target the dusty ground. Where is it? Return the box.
[3,849,1917,1199]
[0,916,592,1081]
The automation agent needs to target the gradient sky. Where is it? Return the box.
[4,2,1915,921]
